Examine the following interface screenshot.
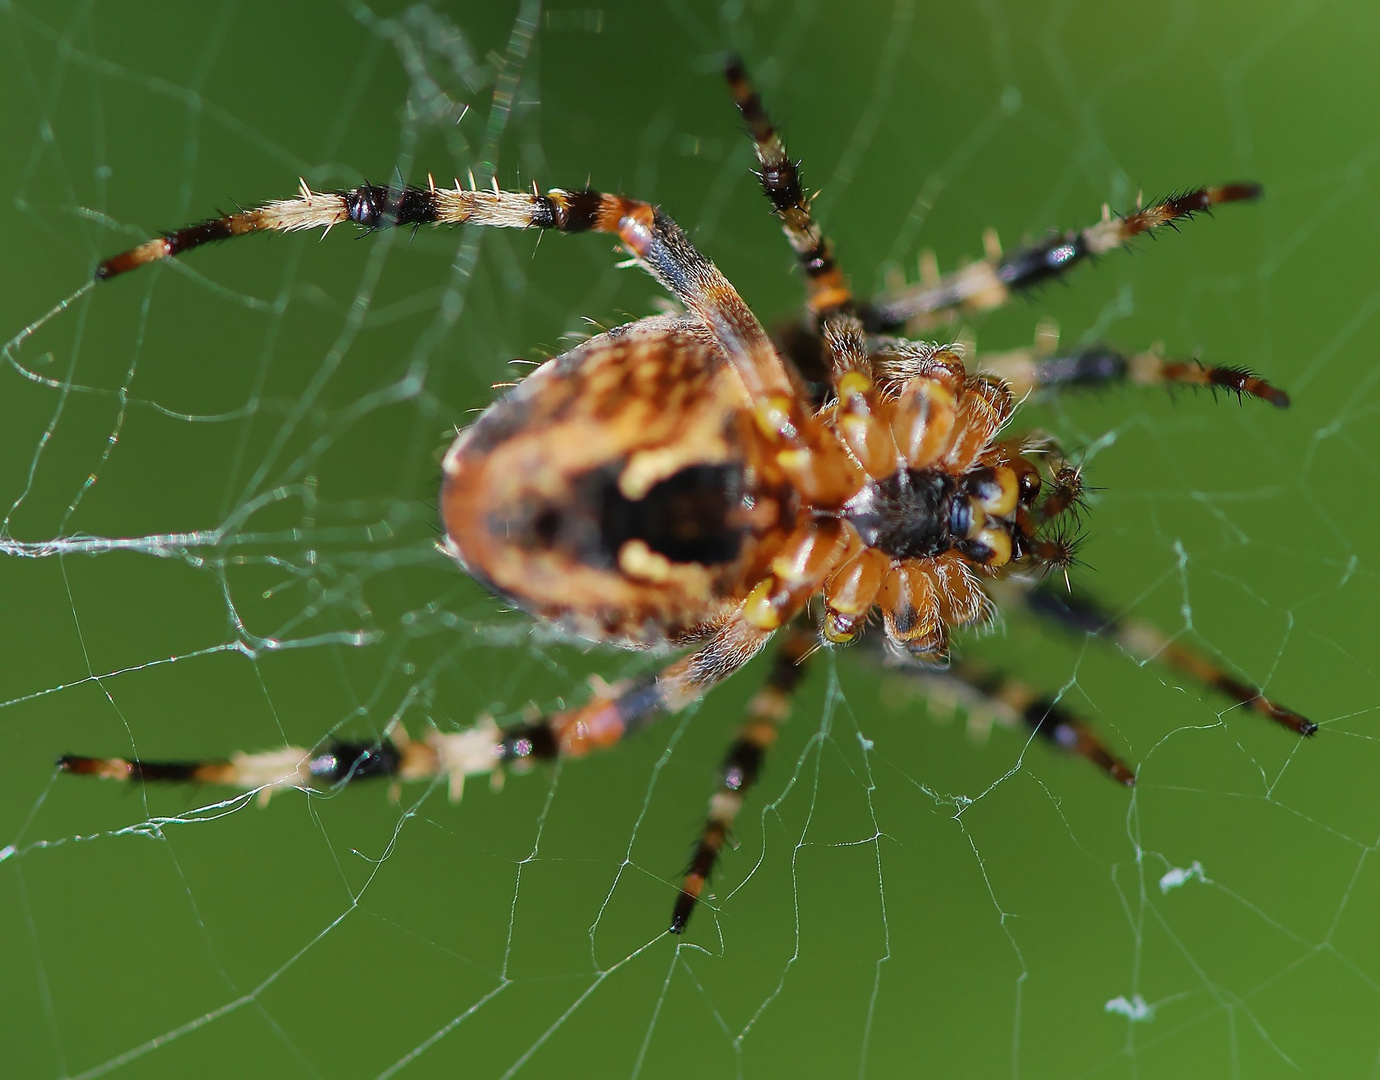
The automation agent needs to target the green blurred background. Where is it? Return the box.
[3,0,1378,1077]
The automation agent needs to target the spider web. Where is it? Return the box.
[3,0,1378,1076]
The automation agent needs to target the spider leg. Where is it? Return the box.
[1003,580,1316,737]
[98,178,801,401]
[860,184,1262,332]
[94,177,869,500]
[59,610,778,800]
[724,56,852,325]
[670,621,815,933]
[58,739,413,792]
[925,656,1137,785]
[724,55,875,399]
[975,343,1289,408]
[61,520,848,796]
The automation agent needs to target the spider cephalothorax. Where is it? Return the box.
[63,56,1313,936]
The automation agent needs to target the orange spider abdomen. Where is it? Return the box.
[439,315,798,646]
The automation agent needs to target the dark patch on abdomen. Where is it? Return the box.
[602,463,744,565]
[511,461,746,569]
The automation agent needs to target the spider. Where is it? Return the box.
[62,57,1313,935]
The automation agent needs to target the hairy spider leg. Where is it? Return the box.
[1007,582,1316,737]
[670,622,816,933]
[59,603,774,791]
[94,179,869,504]
[97,184,782,394]
[860,184,1263,332]
[725,56,851,323]
[920,656,1137,785]
[58,616,814,936]
[60,524,848,872]
[974,343,1290,408]
[725,56,873,390]
[57,740,408,790]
